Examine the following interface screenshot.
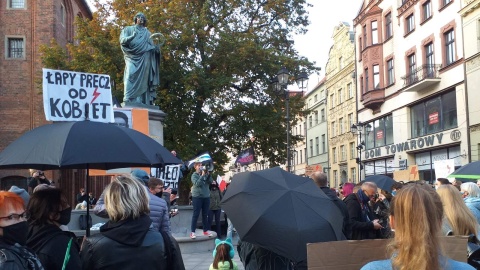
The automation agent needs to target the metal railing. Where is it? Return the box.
[401,64,441,87]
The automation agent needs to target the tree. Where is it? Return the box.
[40,0,317,174]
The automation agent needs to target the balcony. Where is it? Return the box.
[401,64,441,92]
[362,88,385,111]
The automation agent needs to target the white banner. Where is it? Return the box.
[434,159,455,182]
[42,68,114,123]
[151,165,182,189]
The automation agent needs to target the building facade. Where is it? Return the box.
[354,0,467,183]
[304,79,329,177]
[291,115,307,175]
[0,0,92,196]
[460,0,480,162]
[325,22,357,187]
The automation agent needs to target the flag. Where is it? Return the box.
[218,175,227,192]
[186,152,213,169]
[235,147,255,166]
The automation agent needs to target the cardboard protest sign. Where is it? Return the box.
[307,236,468,270]
[151,165,182,189]
[42,68,114,123]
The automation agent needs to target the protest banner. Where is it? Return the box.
[42,68,114,123]
[151,165,181,189]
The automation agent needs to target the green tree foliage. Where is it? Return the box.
[40,0,317,174]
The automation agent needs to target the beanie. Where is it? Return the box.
[8,185,30,207]
[131,169,149,186]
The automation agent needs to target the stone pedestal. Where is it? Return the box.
[148,109,167,145]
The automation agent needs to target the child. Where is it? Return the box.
[210,238,238,270]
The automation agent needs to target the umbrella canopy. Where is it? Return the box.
[0,121,181,170]
[221,167,346,263]
[448,161,480,179]
[363,175,396,192]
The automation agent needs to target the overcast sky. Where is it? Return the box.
[293,0,362,91]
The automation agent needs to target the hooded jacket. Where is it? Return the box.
[80,215,167,270]
[26,224,81,270]
[465,196,480,225]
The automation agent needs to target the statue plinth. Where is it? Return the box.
[122,101,159,110]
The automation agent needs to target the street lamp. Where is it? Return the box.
[350,122,372,182]
[271,67,308,173]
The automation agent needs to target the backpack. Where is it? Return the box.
[79,214,92,230]
[467,234,480,269]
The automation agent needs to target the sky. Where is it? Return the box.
[293,0,362,92]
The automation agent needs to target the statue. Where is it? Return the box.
[120,12,162,106]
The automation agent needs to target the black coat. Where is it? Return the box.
[344,193,377,240]
[80,215,167,270]
[319,187,352,240]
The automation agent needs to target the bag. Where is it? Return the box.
[79,214,92,230]
[467,234,480,269]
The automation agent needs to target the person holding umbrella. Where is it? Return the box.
[190,162,213,239]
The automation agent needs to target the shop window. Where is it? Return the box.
[410,90,457,138]
[365,114,394,149]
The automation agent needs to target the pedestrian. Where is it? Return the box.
[80,175,167,269]
[437,185,478,236]
[190,162,213,239]
[0,191,44,269]
[26,188,81,270]
[210,238,238,270]
[27,170,52,194]
[76,187,88,204]
[461,182,480,224]
[223,183,235,241]
[361,183,474,270]
[208,179,223,238]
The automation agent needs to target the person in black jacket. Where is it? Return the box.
[311,172,351,239]
[80,175,168,270]
[26,188,81,270]
[344,182,382,240]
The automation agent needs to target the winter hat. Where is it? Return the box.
[212,238,235,259]
[131,169,149,186]
[8,186,30,207]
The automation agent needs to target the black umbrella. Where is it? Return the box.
[0,121,181,235]
[363,175,396,192]
[221,167,346,263]
[448,161,480,179]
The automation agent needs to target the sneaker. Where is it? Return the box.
[203,231,213,237]
[190,232,196,239]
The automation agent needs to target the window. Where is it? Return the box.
[339,118,344,134]
[314,111,319,125]
[322,134,326,153]
[411,91,457,137]
[373,65,380,89]
[348,113,353,129]
[309,116,313,128]
[310,139,313,157]
[7,38,24,59]
[338,89,343,104]
[425,43,435,77]
[385,13,393,39]
[315,137,319,155]
[334,170,338,184]
[363,25,367,48]
[348,83,353,99]
[359,38,363,52]
[341,145,346,161]
[314,95,318,102]
[8,0,25,8]
[333,148,337,163]
[408,54,417,84]
[365,115,394,149]
[365,68,369,91]
[350,142,355,159]
[321,109,325,122]
[371,21,378,44]
[360,76,364,94]
[443,0,452,6]
[330,94,335,109]
[61,4,66,26]
[445,29,455,65]
[406,14,415,34]
[387,59,394,86]
[422,1,432,21]
[332,121,336,137]
[351,168,357,183]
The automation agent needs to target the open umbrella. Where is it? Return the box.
[221,167,346,263]
[363,175,396,192]
[448,161,480,179]
[0,120,181,235]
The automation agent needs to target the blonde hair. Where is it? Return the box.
[389,184,444,270]
[437,185,478,236]
[104,174,150,222]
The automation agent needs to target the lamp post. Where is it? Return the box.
[272,67,308,173]
[350,122,372,182]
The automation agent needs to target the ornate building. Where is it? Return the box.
[325,22,357,187]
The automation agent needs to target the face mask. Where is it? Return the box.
[57,207,72,225]
[155,191,163,198]
[391,191,397,196]
[1,221,28,246]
